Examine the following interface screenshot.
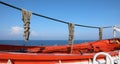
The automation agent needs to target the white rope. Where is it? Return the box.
[113,26,120,32]
[22,9,32,41]
[113,26,120,38]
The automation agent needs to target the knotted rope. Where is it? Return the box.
[22,9,32,41]
[68,23,74,53]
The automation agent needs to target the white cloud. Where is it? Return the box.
[11,26,23,35]
[31,31,39,36]
[10,26,40,37]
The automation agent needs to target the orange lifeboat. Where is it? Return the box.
[0,38,120,64]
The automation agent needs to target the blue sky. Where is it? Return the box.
[0,0,120,40]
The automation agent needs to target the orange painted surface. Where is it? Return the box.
[0,38,120,53]
[0,38,119,64]
[0,51,119,64]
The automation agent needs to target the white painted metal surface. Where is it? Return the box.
[93,52,114,64]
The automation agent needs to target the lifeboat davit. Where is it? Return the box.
[0,38,120,64]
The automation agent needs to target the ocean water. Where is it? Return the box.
[0,40,95,46]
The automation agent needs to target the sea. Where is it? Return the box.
[0,40,95,46]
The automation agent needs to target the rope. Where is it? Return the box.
[68,23,74,45]
[0,1,112,29]
[103,26,112,28]
[113,26,120,38]
[113,26,120,32]
[99,27,103,40]
[22,9,32,41]
[68,23,74,53]
[33,13,69,24]
[0,1,21,10]
[0,1,68,24]
[75,24,99,28]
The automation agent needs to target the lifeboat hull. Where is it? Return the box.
[0,51,119,64]
[0,38,120,64]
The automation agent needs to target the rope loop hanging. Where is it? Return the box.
[113,26,120,38]
[68,22,74,45]
[99,27,103,40]
[22,9,32,41]
[68,22,74,53]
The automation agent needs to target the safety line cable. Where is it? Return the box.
[0,1,112,29]
[103,26,112,28]
[75,24,99,28]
